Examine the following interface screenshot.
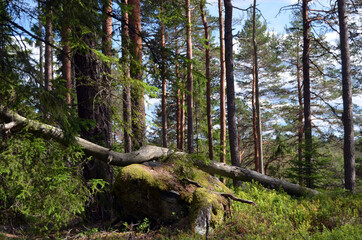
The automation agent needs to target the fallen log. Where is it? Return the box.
[0,105,318,196]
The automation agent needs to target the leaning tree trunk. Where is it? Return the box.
[337,0,355,192]
[0,105,318,197]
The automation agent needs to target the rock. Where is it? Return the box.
[112,163,231,234]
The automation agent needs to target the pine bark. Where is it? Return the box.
[161,0,168,148]
[101,0,113,147]
[200,1,213,160]
[62,25,72,106]
[38,2,43,87]
[224,0,241,170]
[296,35,304,185]
[186,0,194,153]
[337,0,355,192]
[44,0,53,91]
[74,31,113,220]
[122,0,132,153]
[129,0,145,150]
[302,0,313,188]
[252,0,264,174]
[218,0,226,164]
[176,42,183,151]
[252,70,259,172]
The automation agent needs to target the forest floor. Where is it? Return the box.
[1,182,361,239]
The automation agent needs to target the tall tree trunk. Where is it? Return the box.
[218,0,226,164]
[62,25,72,106]
[296,34,304,185]
[181,88,185,151]
[337,0,355,192]
[176,41,183,151]
[302,0,313,188]
[38,1,43,87]
[74,31,113,220]
[129,0,145,150]
[186,0,194,153]
[122,0,132,153]
[44,0,53,91]
[161,0,168,148]
[252,72,259,172]
[224,0,241,171]
[252,0,264,174]
[200,0,213,160]
[101,0,113,147]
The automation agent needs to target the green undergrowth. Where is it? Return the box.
[209,182,361,239]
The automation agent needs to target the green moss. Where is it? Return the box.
[189,188,226,230]
[114,164,169,191]
[192,169,232,194]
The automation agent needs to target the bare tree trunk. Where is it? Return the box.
[252,71,259,172]
[296,36,304,185]
[181,89,185,151]
[62,25,72,106]
[200,0,213,160]
[38,1,43,87]
[337,0,355,192]
[224,0,241,173]
[122,0,132,153]
[102,0,113,147]
[218,0,226,165]
[176,42,183,151]
[302,0,313,188]
[44,0,53,91]
[129,0,145,150]
[186,0,194,153]
[252,0,264,174]
[161,0,168,148]
[74,31,113,220]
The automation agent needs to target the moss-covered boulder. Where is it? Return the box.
[112,162,232,234]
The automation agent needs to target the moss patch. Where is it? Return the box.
[189,188,227,231]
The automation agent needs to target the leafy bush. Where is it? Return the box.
[0,133,105,232]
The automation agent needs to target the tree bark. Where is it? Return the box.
[121,0,132,153]
[0,105,318,197]
[44,0,53,91]
[252,0,264,174]
[102,0,113,147]
[62,25,72,106]
[224,0,240,170]
[302,0,313,188]
[218,0,226,165]
[186,0,194,154]
[38,1,43,87]
[200,0,213,160]
[296,33,304,185]
[74,28,113,220]
[337,0,355,192]
[161,0,168,148]
[129,0,145,151]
